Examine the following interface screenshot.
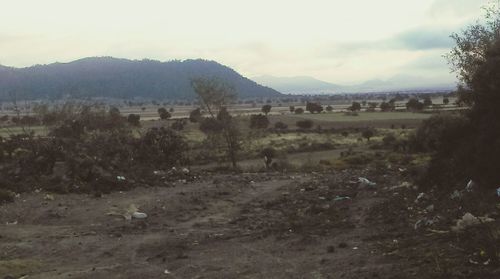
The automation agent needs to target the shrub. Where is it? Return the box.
[296,119,314,129]
[294,108,304,114]
[250,114,269,129]
[0,189,14,204]
[274,121,288,130]
[127,114,141,126]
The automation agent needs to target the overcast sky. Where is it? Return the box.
[0,0,493,84]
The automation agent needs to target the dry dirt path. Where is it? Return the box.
[1,172,409,278]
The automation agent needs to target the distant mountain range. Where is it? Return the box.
[252,74,457,94]
[0,57,281,100]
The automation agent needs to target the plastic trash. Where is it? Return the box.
[450,190,462,200]
[333,196,351,202]
[414,217,435,230]
[107,204,148,220]
[117,175,126,181]
[132,212,148,219]
[452,212,494,232]
[497,187,500,197]
[358,177,376,187]
[414,192,425,203]
[465,179,475,192]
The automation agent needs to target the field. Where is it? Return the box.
[1,102,499,279]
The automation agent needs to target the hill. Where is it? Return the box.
[0,57,282,100]
[252,75,343,94]
[252,74,455,94]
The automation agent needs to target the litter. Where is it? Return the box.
[132,212,148,219]
[333,196,351,202]
[414,218,435,230]
[496,187,500,197]
[117,176,126,181]
[414,192,426,203]
[107,204,148,220]
[358,177,376,187]
[451,212,494,232]
[465,179,475,192]
[44,194,55,201]
[450,190,462,200]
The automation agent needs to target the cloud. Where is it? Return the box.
[392,26,455,50]
[428,0,489,19]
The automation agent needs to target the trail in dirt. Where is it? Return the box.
[1,172,406,279]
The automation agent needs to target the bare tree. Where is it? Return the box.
[191,77,240,168]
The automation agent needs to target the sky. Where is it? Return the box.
[0,0,494,84]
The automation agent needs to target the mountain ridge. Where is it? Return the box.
[0,57,282,100]
[253,74,456,94]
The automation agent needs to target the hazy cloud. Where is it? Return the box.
[392,27,455,50]
[0,0,494,83]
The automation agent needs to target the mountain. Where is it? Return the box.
[252,74,455,94]
[0,57,282,100]
[252,75,343,94]
[352,75,456,92]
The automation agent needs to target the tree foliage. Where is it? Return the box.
[306,102,323,114]
[250,114,269,129]
[261,105,272,115]
[191,77,240,167]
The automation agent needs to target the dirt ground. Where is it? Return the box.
[1,170,499,278]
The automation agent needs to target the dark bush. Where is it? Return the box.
[274,121,288,130]
[296,119,314,129]
[250,114,269,129]
[294,108,304,114]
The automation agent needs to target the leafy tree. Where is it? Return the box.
[349,102,361,111]
[261,147,276,169]
[294,108,304,114]
[158,107,171,120]
[189,108,202,123]
[423,96,433,107]
[127,114,141,126]
[380,101,395,112]
[418,4,500,189]
[191,77,240,167]
[261,104,272,115]
[406,98,424,111]
[366,102,378,112]
[443,97,449,105]
[306,102,323,113]
[361,129,375,141]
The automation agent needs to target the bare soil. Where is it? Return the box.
[1,170,499,278]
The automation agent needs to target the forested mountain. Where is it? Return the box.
[0,57,282,100]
